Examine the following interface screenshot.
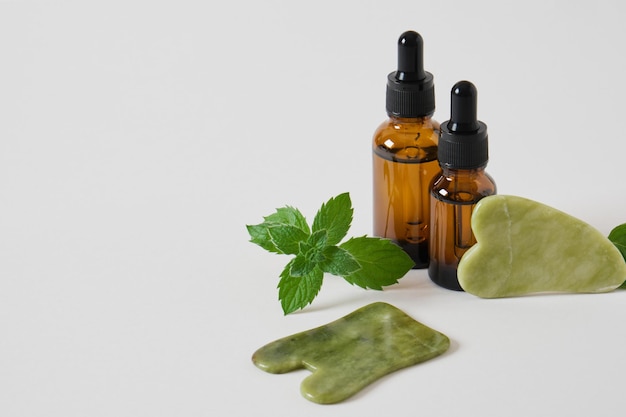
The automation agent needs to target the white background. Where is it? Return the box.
[1,0,625,416]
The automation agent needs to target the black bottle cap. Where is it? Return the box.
[386,31,435,118]
[438,80,489,169]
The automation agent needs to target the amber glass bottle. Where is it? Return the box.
[428,81,496,290]
[372,30,439,269]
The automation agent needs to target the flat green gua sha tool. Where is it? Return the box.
[252,302,450,404]
[458,195,626,298]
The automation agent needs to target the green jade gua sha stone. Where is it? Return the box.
[252,302,450,404]
[458,195,626,298]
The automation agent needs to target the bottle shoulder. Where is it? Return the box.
[373,117,440,143]
[431,170,496,203]
[373,117,440,162]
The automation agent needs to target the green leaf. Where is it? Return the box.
[608,223,626,260]
[248,193,414,314]
[307,229,328,250]
[246,223,280,253]
[267,224,309,255]
[290,253,314,277]
[319,245,361,277]
[291,232,329,277]
[290,246,323,277]
[608,223,626,289]
[278,261,324,315]
[247,206,310,254]
[264,206,310,234]
[340,236,414,289]
[312,192,353,246]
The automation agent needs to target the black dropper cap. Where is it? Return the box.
[386,31,435,118]
[438,81,489,169]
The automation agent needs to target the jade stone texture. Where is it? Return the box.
[252,302,450,404]
[458,195,626,298]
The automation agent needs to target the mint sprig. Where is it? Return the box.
[246,192,415,314]
[608,223,626,289]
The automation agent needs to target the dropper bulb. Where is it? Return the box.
[448,80,480,133]
[385,30,435,117]
[396,31,426,82]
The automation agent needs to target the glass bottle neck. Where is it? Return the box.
[441,166,487,178]
[388,115,433,123]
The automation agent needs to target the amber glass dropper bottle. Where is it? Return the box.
[372,30,439,268]
[428,80,496,290]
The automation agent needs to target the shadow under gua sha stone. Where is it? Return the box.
[252,302,450,404]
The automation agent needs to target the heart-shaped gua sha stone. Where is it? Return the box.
[252,302,450,404]
[458,195,626,298]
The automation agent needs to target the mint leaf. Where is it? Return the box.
[291,242,325,277]
[246,223,280,253]
[319,245,360,276]
[307,229,328,250]
[247,206,310,254]
[247,193,411,314]
[278,261,324,315]
[608,223,626,260]
[267,224,309,255]
[608,223,626,289]
[312,192,352,246]
[290,230,330,276]
[340,236,414,290]
[265,206,310,234]
[290,252,317,277]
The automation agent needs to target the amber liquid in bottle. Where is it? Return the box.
[373,116,440,268]
[428,167,496,290]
